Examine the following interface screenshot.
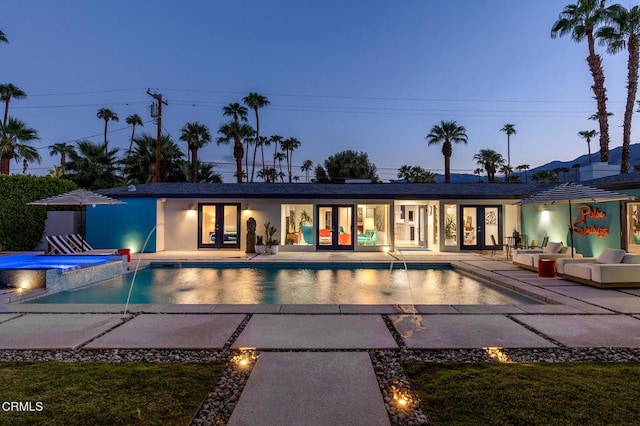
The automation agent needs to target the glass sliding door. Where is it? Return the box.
[198,203,240,249]
[317,205,354,250]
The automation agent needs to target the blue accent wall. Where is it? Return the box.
[522,201,621,257]
[86,198,157,253]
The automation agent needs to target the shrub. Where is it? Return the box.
[0,175,77,250]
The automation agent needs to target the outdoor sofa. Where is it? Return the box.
[512,242,581,272]
[556,248,640,288]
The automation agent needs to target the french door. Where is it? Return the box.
[316,205,354,250]
[460,205,502,251]
[198,203,240,249]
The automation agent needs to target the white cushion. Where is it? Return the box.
[622,254,640,264]
[596,249,626,264]
[544,242,563,253]
[564,263,592,280]
[558,246,568,254]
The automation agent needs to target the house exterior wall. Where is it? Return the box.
[86,198,157,252]
[521,201,622,258]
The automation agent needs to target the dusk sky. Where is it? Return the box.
[3,0,636,181]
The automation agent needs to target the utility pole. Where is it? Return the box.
[147,89,168,183]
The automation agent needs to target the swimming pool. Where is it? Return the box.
[26,263,538,305]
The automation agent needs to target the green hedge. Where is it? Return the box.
[0,175,77,251]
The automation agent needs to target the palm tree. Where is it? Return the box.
[243,136,254,182]
[578,129,598,163]
[216,121,255,183]
[48,165,64,178]
[125,114,143,154]
[274,151,287,182]
[122,133,185,184]
[65,140,121,189]
[222,103,248,124]
[0,117,40,175]
[500,123,516,170]
[532,170,561,183]
[572,163,582,181]
[301,159,314,182]
[96,108,119,153]
[552,0,610,162]
[425,120,468,183]
[48,142,76,173]
[243,93,270,181]
[0,84,26,128]
[397,165,436,183]
[180,121,212,183]
[269,135,283,168]
[473,167,484,182]
[397,165,413,182]
[281,137,301,183]
[473,149,505,183]
[0,30,7,43]
[597,4,640,173]
[194,162,222,183]
[515,164,530,183]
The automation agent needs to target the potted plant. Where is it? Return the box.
[264,222,280,254]
[255,235,265,254]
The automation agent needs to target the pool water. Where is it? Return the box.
[27,264,537,305]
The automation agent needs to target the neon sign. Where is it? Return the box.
[572,205,609,238]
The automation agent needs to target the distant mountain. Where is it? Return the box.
[441,143,640,183]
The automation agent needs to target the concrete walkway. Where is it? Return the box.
[1,252,640,424]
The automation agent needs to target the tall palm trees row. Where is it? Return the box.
[426,119,533,183]
[217,94,303,183]
[552,0,640,173]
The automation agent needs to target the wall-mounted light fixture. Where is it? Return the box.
[188,202,195,211]
[160,198,167,203]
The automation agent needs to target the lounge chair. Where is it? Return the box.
[46,235,77,255]
[556,248,640,288]
[66,234,117,254]
[512,242,581,272]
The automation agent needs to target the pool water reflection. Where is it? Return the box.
[27,264,538,305]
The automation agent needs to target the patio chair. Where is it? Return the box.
[530,236,549,250]
[490,235,508,257]
[46,235,76,255]
[66,234,117,254]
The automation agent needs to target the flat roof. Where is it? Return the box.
[97,182,558,200]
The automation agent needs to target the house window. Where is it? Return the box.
[356,204,389,246]
[627,203,640,254]
[444,204,457,246]
[281,204,313,245]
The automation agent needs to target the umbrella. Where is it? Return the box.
[28,189,126,250]
[516,183,637,256]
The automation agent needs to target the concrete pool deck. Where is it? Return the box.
[1,251,639,424]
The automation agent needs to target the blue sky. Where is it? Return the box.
[2,0,635,181]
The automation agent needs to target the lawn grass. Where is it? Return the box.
[405,363,640,425]
[0,362,225,425]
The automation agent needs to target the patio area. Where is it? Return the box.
[1,250,639,424]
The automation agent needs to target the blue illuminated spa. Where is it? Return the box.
[0,253,125,291]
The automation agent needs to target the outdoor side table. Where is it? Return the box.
[538,258,556,278]
[117,248,131,262]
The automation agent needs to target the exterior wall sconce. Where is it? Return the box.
[188,202,195,211]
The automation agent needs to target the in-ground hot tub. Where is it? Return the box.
[0,253,125,292]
